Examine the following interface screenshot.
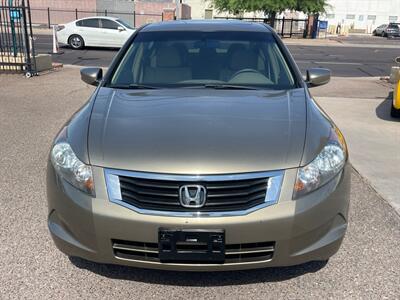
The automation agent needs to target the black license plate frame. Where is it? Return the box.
[158,228,225,263]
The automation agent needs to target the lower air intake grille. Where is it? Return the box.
[112,239,275,264]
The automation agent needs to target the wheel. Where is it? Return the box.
[25,72,32,78]
[69,34,85,50]
[391,103,400,118]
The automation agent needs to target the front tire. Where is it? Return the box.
[69,35,85,50]
[391,103,400,118]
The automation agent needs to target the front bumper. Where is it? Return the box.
[47,164,351,271]
[387,31,400,37]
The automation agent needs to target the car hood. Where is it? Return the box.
[88,88,307,174]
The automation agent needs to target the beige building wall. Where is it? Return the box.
[184,0,266,19]
[184,0,211,19]
[322,0,400,33]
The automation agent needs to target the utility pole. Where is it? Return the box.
[175,0,180,20]
[133,0,136,28]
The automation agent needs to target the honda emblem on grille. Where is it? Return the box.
[179,185,207,208]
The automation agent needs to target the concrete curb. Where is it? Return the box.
[284,41,400,49]
[314,95,400,216]
[63,64,109,70]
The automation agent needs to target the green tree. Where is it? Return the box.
[211,0,329,36]
[212,0,295,27]
[212,0,295,15]
[212,0,328,15]
[293,0,328,14]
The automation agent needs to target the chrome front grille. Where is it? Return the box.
[119,176,269,212]
[112,239,275,264]
[105,170,284,217]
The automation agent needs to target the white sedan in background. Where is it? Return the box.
[57,17,136,49]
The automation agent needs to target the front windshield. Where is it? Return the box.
[110,30,296,89]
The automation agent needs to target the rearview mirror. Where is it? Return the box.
[80,67,103,86]
[306,68,331,87]
[118,26,125,32]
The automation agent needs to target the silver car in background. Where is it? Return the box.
[373,23,400,37]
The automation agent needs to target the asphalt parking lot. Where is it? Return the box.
[0,68,399,299]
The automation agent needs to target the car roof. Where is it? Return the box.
[76,16,119,21]
[141,20,272,33]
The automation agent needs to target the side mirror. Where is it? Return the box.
[306,68,331,87]
[80,67,102,86]
[117,26,125,32]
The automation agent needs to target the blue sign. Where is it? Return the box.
[319,21,328,30]
[10,9,21,20]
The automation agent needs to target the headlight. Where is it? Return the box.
[51,142,95,196]
[293,127,347,199]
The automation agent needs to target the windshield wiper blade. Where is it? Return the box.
[203,84,259,90]
[110,84,159,90]
[129,84,159,89]
[110,84,258,90]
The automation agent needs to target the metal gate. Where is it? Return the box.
[214,16,309,38]
[0,0,36,76]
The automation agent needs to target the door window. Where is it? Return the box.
[101,19,120,30]
[77,18,101,28]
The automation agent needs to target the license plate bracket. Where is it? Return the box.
[158,229,225,263]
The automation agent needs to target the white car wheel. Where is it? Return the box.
[69,35,85,50]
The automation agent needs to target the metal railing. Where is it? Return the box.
[30,7,163,29]
[0,0,36,75]
[213,16,309,38]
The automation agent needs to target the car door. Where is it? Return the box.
[115,20,135,44]
[76,18,102,46]
[100,19,128,48]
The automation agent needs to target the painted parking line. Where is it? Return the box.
[294,60,366,66]
[34,42,53,46]
[313,61,363,65]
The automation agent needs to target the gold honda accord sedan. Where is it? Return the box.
[47,20,350,271]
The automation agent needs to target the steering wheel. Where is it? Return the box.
[230,69,263,81]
